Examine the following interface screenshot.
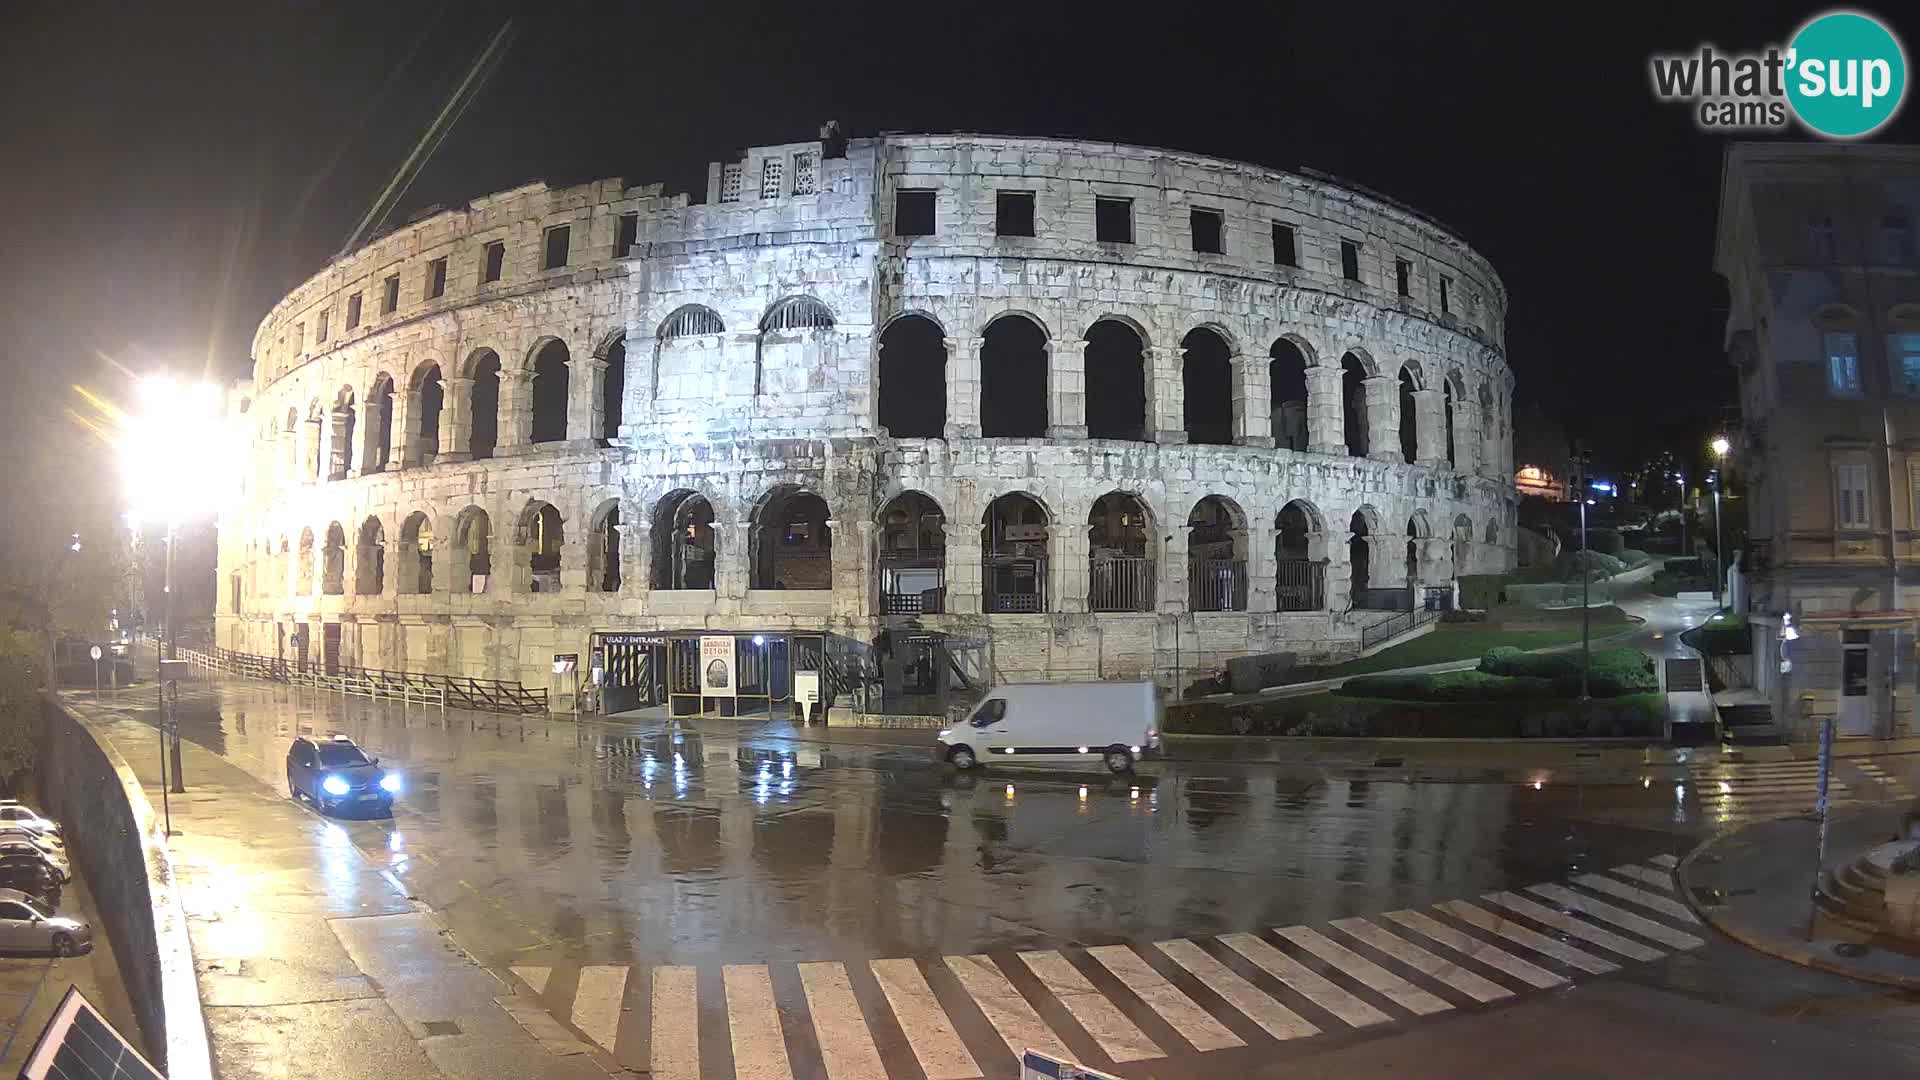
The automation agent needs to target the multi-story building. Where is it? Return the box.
[1716,141,1920,738]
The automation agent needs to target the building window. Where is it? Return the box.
[615,212,639,256]
[996,191,1035,237]
[895,189,936,237]
[1190,208,1224,254]
[482,240,505,283]
[1272,222,1297,266]
[1439,276,1452,314]
[759,157,784,199]
[1340,239,1362,282]
[1095,196,1133,244]
[382,274,400,314]
[1891,332,1920,395]
[719,163,743,204]
[1395,258,1412,297]
[426,257,447,300]
[316,309,330,343]
[1836,462,1871,529]
[543,225,570,270]
[1825,330,1862,395]
[791,152,816,196]
[1886,215,1914,262]
[345,292,362,331]
[294,321,305,353]
[1809,216,1837,261]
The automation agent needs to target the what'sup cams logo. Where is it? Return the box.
[1650,9,1907,138]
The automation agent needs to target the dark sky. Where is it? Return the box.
[4,0,1916,502]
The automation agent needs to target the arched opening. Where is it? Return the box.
[758,297,836,398]
[297,528,315,594]
[322,522,346,595]
[589,503,622,592]
[1444,376,1458,467]
[1275,501,1328,611]
[1182,327,1234,445]
[1088,492,1155,613]
[654,305,726,404]
[980,315,1047,437]
[356,516,386,595]
[1085,319,1147,441]
[878,492,946,613]
[367,375,395,472]
[452,508,491,593]
[413,364,443,466]
[277,537,289,597]
[1478,382,1497,468]
[877,315,946,438]
[530,340,570,444]
[600,337,625,442]
[399,512,434,594]
[1348,510,1371,600]
[752,488,832,590]
[1342,353,1370,457]
[1269,339,1309,451]
[306,404,324,480]
[328,390,356,480]
[469,350,501,459]
[523,502,564,593]
[1485,519,1500,547]
[1187,496,1247,611]
[1405,513,1429,590]
[1398,367,1418,462]
[651,491,716,590]
[982,493,1049,612]
[1452,514,1474,578]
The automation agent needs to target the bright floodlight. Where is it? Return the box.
[1710,435,1731,457]
[123,376,228,524]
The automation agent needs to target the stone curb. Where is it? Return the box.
[1676,812,1920,992]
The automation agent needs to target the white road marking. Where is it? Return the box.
[571,965,627,1052]
[945,954,1071,1062]
[1572,873,1701,924]
[1608,864,1678,892]
[724,964,794,1080]
[1436,900,1619,974]
[1529,884,1706,949]
[1152,939,1319,1042]
[869,958,981,1080]
[797,962,885,1080]
[511,965,551,995]
[650,966,700,1080]
[1086,944,1243,1052]
[1218,932,1392,1028]
[1647,853,1679,868]
[1483,891,1667,962]
[1330,918,1513,1003]
[1017,950,1163,1062]
[1275,926,1451,1016]
[1384,909,1565,989]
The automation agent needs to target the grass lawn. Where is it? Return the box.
[1308,624,1623,680]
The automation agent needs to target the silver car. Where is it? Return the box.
[0,889,89,956]
[0,804,60,840]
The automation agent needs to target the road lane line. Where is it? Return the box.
[797,962,885,1080]
[944,954,1072,1062]
[1573,874,1701,924]
[1435,901,1619,974]
[1151,939,1318,1042]
[1086,944,1243,1052]
[1217,933,1391,1028]
[1608,865,1678,892]
[571,965,628,1052]
[1530,884,1706,949]
[868,958,981,1080]
[1329,918,1512,1003]
[651,966,700,1080]
[1276,926,1451,1015]
[1383,909,1565,989]
[1016,950,1163,1062]
[1483,891,1667,962]
[724,964,795,1080]
[1648,853,1679,868]
[511,965,551,995]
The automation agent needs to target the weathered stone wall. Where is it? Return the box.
[218,133,1516,692]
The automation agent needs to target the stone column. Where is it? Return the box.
[1232,354,1274,448]
[438,377,473,461]
[1365,376,1401,464]
[616,521,644,593]
[568,355,607,444]
[1327,531,1354,612]
[499,368,534,453]
[943,522,981,615]
[1148,345,1187,444]
[1163,526,1192,615]
[715,515,750,601]
[1305,363,1345,456]
[1452,396,1482,475]
[838,519,869,619]
[304,416,324,482]
[1047,338,1087,440]
[1051,526,1089,614]
[1247,517,1277,613]
[1412,388,1447,467]
[623,343,654,435]
[281,430,299,488]
[386,388,413,471]
[944,336,983,441]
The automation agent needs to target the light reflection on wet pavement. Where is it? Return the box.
[139,677,1723,972]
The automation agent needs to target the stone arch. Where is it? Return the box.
[1182,327,1234,445]
[760,296,836,333]
[1088,491,1156,613]
[1477,380,1497,468]
[466,348,502,459]
[878,491,946,613]
[1341,352,1371,457]
[297,527,315,594]
[980,313,1048,437]
[982,491,1051,613]
[1347,508,1374,600]
[598,333,626,442]
[1275,499,1329,611]
[587,498,623,593]
[751,486,832,590]
[877,314,946,438]
[1187,495,1248,611]
[1086,317,1148,441]
[327,388,356,480]
[409,360,443,466]
[365,373,395,472]
[1443,374,1458,467]
[1269,336,1312,451]
[1452,513,1475,577]
[651,490,717,590]
[450,506,493,593]
[1485,518,1500,546]
[355,515,386,595]
[517,501,565,593]
[321,522,346,595]
[529,338,569,444]
[657,304,725,341]
[1399,365,1422,462]
[756,297,837,398]
[398,511,435,595]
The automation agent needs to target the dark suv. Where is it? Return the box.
[0,855,61,905]
[285,734,400,816]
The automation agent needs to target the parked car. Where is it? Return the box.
[0,840,66,883]
[0,855,62,904]
[285,734,400,816]
[0,889,89,956]
[0,803,61,840]
[936,680,1163,774]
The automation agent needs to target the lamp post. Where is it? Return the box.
[1572,441,1593,700]
[1710,436,1730,604]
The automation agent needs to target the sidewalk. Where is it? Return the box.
[58,692,608,1080]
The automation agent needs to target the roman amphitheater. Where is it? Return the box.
[215,131,1515,717]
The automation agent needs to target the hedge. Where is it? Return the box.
[1557,549,1627,580]
[1586,527,1625,556]
[1478,645,1657,696]
[1167,692,1667,739]
[1620,549,1652,569]
[1338,670,1559,701]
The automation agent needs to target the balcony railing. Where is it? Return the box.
[1090,555,1154,613]
[880,556,946,614]
[984,554,1047,613]
[1189,558,1247,612]
[1275,558,1326,612]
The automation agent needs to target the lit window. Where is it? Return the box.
[1825,331,1861,395]
[1836,462,1871,529]
[1891,332,1920,396]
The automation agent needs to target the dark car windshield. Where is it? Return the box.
[316,745,371,768]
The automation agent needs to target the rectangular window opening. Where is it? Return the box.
[1394,258,1412,297]
[316,310,330,343]
[345,292,362,331]
[1894,331,1920,396]
[543,225,571,270]
[1837,462,1871,529]
[482,240,505,283]
[426,258,447,300]
[996,191,1035,237]
[615,212,639,256]
[1095,196,1133,244]
[294,321,305,352]
[895,189,936,237]
[1272,222,1297,266]
[382,274,400,315]
[1340,239,1362,282]
[1191,208,1224,254]
[1825,330,1862,396]
[1440,276,1452,314]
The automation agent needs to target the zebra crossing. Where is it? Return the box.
[1687,756,1913,827]
[502,855,1702,1078]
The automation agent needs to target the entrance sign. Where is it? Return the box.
[553,653,578,674]
[794,670,820,708]
[700,635,735,696]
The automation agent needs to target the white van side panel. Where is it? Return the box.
[964,681,1154,760]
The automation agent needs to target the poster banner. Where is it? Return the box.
[700,635,736,697]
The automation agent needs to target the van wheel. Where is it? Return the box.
[1104,748,1135,775]
[947,745,978,771]
[50,934,71,958]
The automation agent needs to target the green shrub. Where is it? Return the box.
[1587,527,1624,556]
[1650,568,1716,597]
[1620,549,1651,569]
[1479,646,1655,696]
[1556,549,1626,581]
[1339,670,1558,701]
[1457,574,1509,610]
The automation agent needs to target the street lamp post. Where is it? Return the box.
[1572,441,1593,700]
[1710,436,1731,604]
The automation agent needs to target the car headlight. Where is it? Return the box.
[379,773,401,794]
[321,775,351,797]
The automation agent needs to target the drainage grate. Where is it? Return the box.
[421,1021,462,1037]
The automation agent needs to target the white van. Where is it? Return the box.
[936,681,1163,774]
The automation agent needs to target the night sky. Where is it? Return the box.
[4,1,1916,506]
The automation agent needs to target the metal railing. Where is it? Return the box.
[1188,559,1247,612]
[1090,556,1155,613]
[1275,558,1326,612]
[984,554,1047,613]
[1360,606,1441,650]
[176,646,549,714]
[879,557,946,614]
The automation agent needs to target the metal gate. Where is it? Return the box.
[322,623,342,675]
[596,633,664,714]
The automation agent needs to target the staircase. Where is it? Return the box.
[1817,841,1919,931]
